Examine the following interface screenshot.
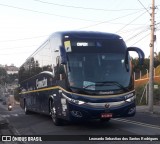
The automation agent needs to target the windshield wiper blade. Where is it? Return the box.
[70,86,83,90]
[69,86,89,94]
[95,81,128,92]
[83,84,96,89]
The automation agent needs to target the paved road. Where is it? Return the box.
[0,103,160,144]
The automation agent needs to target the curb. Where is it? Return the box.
[136,105,160,115]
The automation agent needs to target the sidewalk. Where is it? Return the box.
[136,105,160,115]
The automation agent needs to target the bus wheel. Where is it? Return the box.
[50,101,62,126]
[24,102,30,115]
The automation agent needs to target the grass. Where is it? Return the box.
[135,65,160,87]
[135,65,160,105]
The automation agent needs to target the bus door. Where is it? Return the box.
[57,90,70,120]
[54,62,70,120]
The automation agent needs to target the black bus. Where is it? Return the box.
[19,31,144,125]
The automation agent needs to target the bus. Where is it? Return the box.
[19,31,144,125]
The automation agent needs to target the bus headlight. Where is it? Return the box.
[70,99,85,105]
[125,96,135,103]
[62,93,85,105]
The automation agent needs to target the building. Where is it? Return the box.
[4,64,19,75]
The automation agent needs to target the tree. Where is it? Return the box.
[8,73,18,84]
[154,52,160,61]
[154,52,160,68]
[0,67,8,85]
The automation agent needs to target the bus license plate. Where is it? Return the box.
[101,113,112,118]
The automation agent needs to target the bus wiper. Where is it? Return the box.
[95,81,128,92]
[70,86,88,94]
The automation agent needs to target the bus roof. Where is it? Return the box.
[51,31,122,40]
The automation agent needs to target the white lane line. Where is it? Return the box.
[113,118,160,130]
[12,114,19,117]
[1,113,23,118]
[1,114,10,118]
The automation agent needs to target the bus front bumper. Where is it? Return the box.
[68,100,136,121]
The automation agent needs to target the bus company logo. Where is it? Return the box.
[99,91,114,95]
[36,77,47,89]
[105,103,110,108]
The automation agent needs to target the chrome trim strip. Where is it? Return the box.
[86,101,125,108]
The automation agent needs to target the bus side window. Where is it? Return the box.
[54,56,65,80]
[59,65,65,80]
[53,56,59,80]
[56,56,60,65]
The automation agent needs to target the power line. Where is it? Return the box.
[77,10,145,30]
[118,25,149,34]
[33,0,144,12]
[125,27,149,42]
[0,8,147,43]
[137,0,150,15]
[0,51,33,55]
[0,3,104,22]
[115,11,148,33]
[156,24,160,30]
[0,45,38,50]
[130,32,150,46]
[0,35,48,43]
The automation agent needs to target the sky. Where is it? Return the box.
[0,0,160,67]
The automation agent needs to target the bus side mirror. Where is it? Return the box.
[60,46,67,64]
[127,47,145,65]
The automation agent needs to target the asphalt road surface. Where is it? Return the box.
[0,103,160,144]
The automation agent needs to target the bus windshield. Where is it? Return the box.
[66,53,131,93]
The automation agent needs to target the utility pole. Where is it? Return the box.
[148,0,155,113]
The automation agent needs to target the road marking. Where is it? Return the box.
[12,114,19,117]
[1,114,10,118]
[1,113,23,118]
[114,118,160,130]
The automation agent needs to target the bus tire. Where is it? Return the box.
[50,100,62,126]
[24,101,30,115]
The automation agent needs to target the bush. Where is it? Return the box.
[154,83,160,105]
[135,83,160,106]
[135,84,146,105]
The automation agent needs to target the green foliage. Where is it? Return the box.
[155,65,160,76]
[135,84,146,105]
[132,56,160,73]
[154,83,160,105]
[14,87,20,102]
[0,67,8,85]
[135,83,160,106]
[7,73,18,83]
